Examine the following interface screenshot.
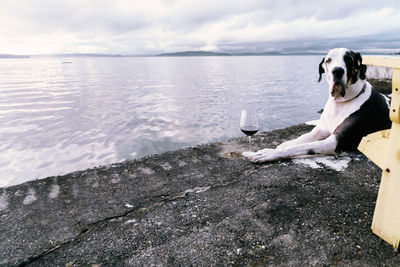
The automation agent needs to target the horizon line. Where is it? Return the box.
[1,49,399,58]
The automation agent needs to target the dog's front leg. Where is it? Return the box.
[276,125,330,150]
[250,135,337,163]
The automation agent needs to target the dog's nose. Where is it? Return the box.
[332,67,344,78]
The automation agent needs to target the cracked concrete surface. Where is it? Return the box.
[1,124,400,266]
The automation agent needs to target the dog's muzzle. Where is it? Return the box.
[331,67,346,97]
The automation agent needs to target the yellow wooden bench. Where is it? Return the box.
[358,56,400,250]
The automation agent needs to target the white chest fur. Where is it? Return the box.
[320,83,372,133]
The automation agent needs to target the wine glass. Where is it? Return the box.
[240,109,259,146]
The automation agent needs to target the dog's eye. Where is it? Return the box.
[326,58,332,64]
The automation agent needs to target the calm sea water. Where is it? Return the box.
[0,56,328,187]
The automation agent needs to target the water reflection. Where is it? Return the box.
[0,56,327,187]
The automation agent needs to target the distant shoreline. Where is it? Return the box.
[1,50,398,59]
[156,51,330,57]
[0,54,31,58]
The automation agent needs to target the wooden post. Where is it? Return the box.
[358,56,400,249]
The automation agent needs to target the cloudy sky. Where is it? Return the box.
[1,0,400,55]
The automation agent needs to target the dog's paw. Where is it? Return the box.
[249,148,282,163]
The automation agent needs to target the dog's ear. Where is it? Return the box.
[355,52,367,80]
[318,57,325,83]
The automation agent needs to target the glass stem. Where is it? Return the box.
[248,136,251,145]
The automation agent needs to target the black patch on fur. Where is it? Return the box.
[307,149,316,155]
[344,51,357,83]
[344,51,367,83]
[356,52,367,79]
[334,89,391,152]
[318,57,325,82]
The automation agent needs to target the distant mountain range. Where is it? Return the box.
[157,50,326,56]
[158,51,231,57]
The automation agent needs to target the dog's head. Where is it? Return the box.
[318,48,367,100]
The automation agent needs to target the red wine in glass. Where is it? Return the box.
[240,109,259,145]
[241,126,259,136]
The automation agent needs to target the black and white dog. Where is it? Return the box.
[249,48,391,163]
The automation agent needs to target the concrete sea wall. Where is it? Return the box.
[1,124,400,266]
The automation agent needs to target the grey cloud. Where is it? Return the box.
[1,0,400,54]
